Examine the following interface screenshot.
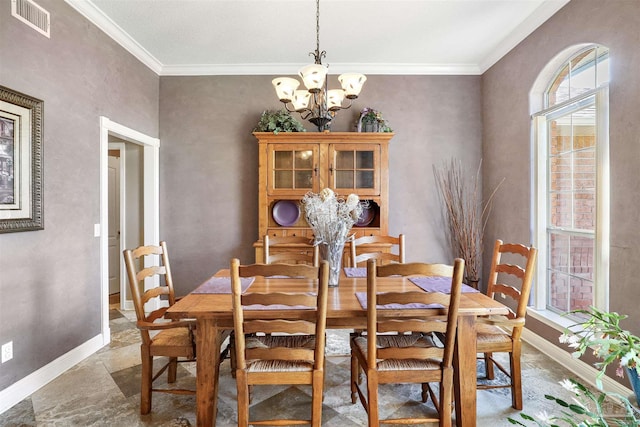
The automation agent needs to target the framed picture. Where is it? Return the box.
[0,86,43,233]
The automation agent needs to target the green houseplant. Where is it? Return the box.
[254,109,306,134]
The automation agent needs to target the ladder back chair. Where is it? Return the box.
[476,239,538,410]
[231,258,329,426]
[350,258,464,426]
[349,234,405,268]
[263,235,319,266]
[123,241,200,415]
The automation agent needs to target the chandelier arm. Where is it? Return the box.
[331,98,354,112]
[282,103,297,114]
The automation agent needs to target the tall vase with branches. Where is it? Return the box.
[433,158,502,287]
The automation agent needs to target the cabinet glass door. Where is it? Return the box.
[329,144,380,195]
[268,144,319,194]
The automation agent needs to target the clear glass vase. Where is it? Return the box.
[319,240,345,287]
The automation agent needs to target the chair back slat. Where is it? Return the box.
[377,261,453,278]
[350,234,405,267]
[243,319,316,335]
[137,265,167,282]
[241,262,319,280]
[246,348,315,363]
[495,263,525,279]
[263,235,319,266]
[241,292,317,308]
[377,319,449,335]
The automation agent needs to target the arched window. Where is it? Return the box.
[532,45,609,321]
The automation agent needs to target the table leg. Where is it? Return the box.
[196,318,222,427]
[453,315,477,427]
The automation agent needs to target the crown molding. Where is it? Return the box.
[159,62,482,77]
[478,0,570,73]
[65,0,566,77]
[64,0,163,74]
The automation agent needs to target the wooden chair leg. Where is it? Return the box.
[311,370,324,427]
[366,372,379,426]
[236,370,250,427]
[168,357,178,383]
[350,352,358,404]
[440,368,453,427]
[484,352,495,379]
[510,348,523,410]
[140,346,153,415]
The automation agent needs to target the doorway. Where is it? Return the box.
[99,117,160,345]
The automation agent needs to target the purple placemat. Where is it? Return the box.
[355,292,443,310]
[192,276,255,294]
[344,267,367,278]
[408,276,480,294]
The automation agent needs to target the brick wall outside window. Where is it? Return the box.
[548,123,596,311]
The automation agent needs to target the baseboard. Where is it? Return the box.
[522,328,632,397]
[0,334,105,415]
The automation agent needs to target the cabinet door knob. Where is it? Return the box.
[314,165,318,176]
[329,164,333,175]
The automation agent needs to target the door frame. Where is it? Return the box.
[99,117,160,345]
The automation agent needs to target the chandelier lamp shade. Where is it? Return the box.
[272,0,366,132]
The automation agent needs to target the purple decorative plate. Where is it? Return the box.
[355,204,375,227]
[272,200,300,226]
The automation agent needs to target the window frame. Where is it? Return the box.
[531,51,609,323]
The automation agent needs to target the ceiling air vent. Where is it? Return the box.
[11,0,50,38]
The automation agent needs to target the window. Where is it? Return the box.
[532,45,609,320]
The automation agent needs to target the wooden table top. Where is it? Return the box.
[166,269,509,326]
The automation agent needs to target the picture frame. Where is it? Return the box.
[0,86,43,233]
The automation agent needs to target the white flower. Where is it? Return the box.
[320,188,335,201]
[559,379,580,394]
[620,349,636,368]
[559,333,580,348]
[346,193,359,210]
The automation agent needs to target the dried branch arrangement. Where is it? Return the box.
[433,159,502,282]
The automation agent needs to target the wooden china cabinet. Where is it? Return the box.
[253,131,393,263]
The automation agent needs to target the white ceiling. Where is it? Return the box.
[65,0,570,76]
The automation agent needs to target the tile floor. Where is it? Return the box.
[0,307,595,426]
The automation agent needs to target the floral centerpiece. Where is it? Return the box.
[301,188,363,287]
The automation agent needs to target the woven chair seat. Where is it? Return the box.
[246,359,314,372]
[353,333,442,372]
[246,334,316,350]
[476,323,512,345]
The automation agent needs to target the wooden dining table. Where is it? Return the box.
[165,267,510,427]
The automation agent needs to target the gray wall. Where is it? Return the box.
[482,0,640,382]
[159,75,482,295]
[0,0,159,390]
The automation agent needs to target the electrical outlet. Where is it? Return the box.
[2,341,13,363]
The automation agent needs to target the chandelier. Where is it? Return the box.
[272,0,366,132]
